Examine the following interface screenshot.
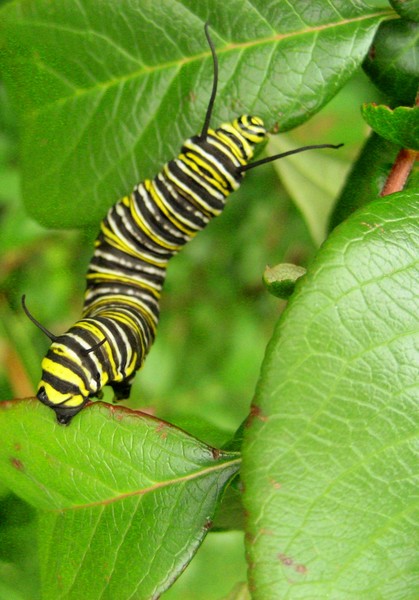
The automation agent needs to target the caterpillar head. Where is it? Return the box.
[37,341,102,425]
[37,381,89,426]
[21,296,104,425]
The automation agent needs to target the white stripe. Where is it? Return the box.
[92,248,165,277]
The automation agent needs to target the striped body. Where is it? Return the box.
[37,116,267,424]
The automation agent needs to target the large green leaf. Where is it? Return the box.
[242,191,419,598]
[0,0,389,228]
[0,400,240,599]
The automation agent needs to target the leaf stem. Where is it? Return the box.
[380,148,418,196]
[380,86,419,197]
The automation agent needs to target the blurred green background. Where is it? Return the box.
[0,63,384,598]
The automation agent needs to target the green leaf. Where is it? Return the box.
[268,135,349,245]
[0,0,388,228]
[363,18,419,105]
[0,400,240,599]
[362,104,419,150]
[242,190,419,598]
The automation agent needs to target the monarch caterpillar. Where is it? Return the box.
[23,24,342,425]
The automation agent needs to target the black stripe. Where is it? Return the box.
[167,160,225,213]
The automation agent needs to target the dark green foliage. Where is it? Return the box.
[328,132,399,230]
[390,0,419,22]
[363,18,419,105]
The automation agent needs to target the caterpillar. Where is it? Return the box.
[23,24,342,425]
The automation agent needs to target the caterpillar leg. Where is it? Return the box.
[110,378,134,403]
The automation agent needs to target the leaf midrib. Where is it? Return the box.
[14,8,392,117]
[48,456,242,512]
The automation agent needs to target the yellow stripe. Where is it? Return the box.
[41,357,89,397]
[205,126,246,163]
[40,381,85,408]
[83,294,158,315]
[129,184,181,251]
[205,135,244,167]
[99,307,157,336]
[100,221,140,257]
[127,351,138,374]
[48,344,92,383]
[219,129,253,162]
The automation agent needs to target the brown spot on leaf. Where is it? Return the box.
[245,531,254,545]
[211,447,221,460]
[109,406,124,421]
[14,443,22,451]
[295,563,308,574]
[278,553,294,566]
[203,519,213,531]
[246,404,268,427]
[155,421,168,439]
[187,90,197,103]
[278,552,308,574]
[368,45,376,61]
[10,457,24,471]
[244,531,253,544]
